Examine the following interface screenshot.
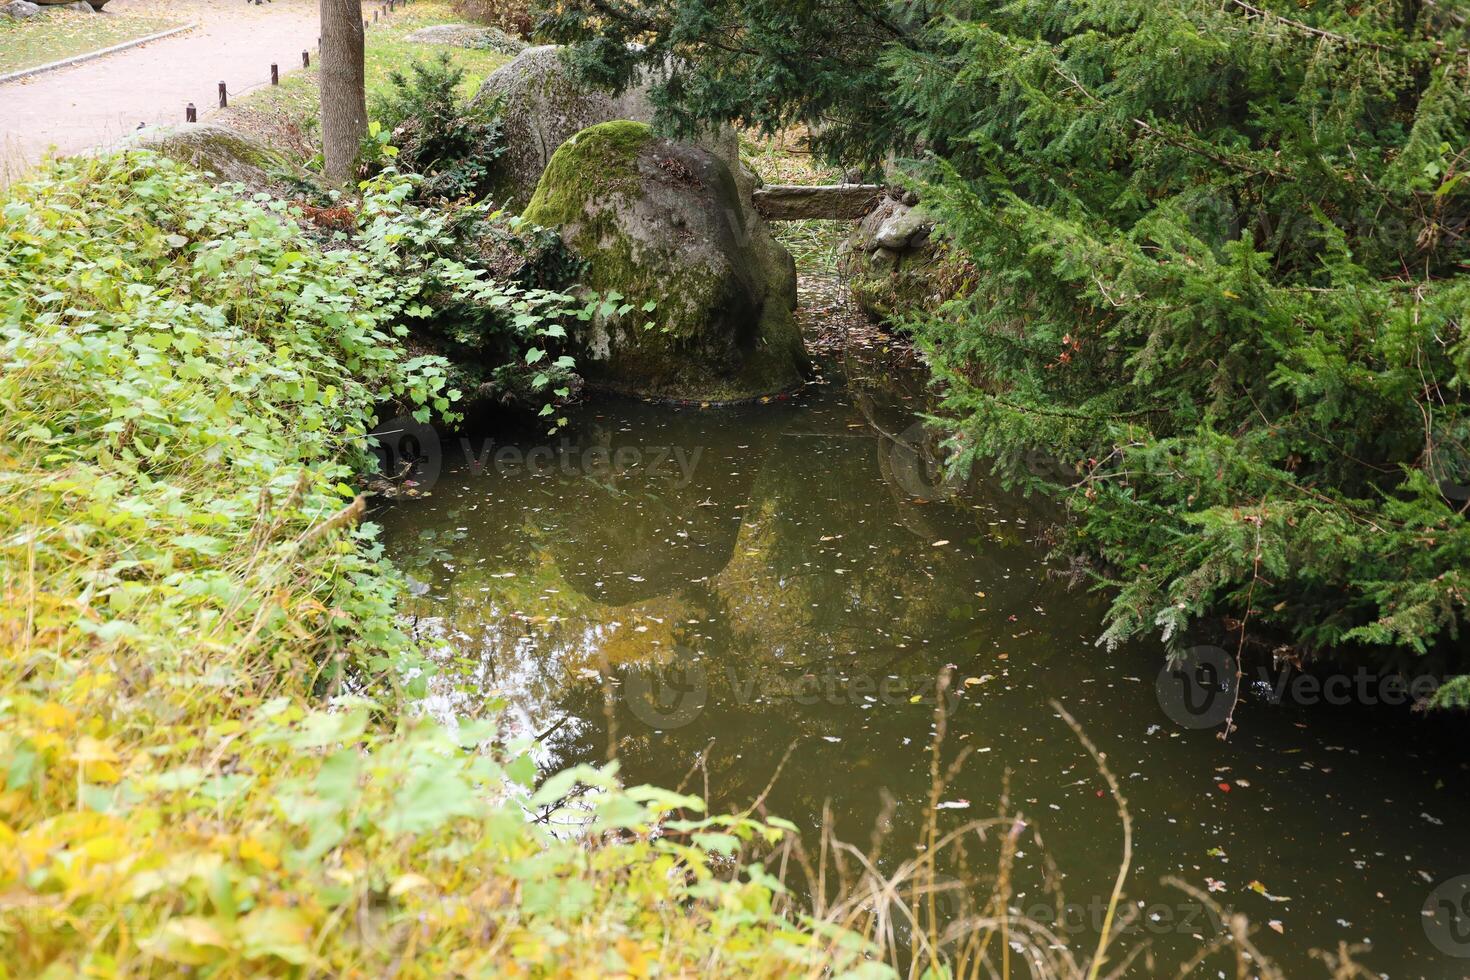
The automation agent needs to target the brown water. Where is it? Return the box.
[377,349,1470,977]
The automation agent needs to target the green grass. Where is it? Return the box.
[222,0,511,156]
[0,12,182,75]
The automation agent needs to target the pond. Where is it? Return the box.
[378,344,1470,976]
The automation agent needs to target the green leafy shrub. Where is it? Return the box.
[352,168,590,413]
[0,153,882,977]
[369,52,505,201]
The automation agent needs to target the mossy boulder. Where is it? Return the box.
[838,193,974,323]
[119,124,313,198]
[473,44,756,212]
[523,122,807,402]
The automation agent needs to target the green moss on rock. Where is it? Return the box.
[524,122,807,402]
[119,123,315,198]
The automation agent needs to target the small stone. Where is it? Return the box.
[869,248,900,273]
[874,204,933,250]
[0,0,42,18]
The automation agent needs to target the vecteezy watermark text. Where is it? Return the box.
[459,437,703,488]
[1156,644,1441,729]
[621,656,967,730]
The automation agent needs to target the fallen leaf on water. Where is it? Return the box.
[932,540,950,547]
[1249,880,1292,902]
[1268,920,1284,934]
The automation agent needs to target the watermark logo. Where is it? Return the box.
[1156,647,1442,728]
[370,415,443,495]
[617,663,967,731]
[1019,896,1223,940]
[1424,875,1470,957]
[883,421,962,500]
[1155,645,1238,730]
[623,658,709,730]
[461,437,703,489]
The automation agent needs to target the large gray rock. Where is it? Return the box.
[38,0,94,12]
[118,123,314,197]
[473,45,754,210]
[1,0,42,18]
[475,45,797,314]
[523,121,808,402]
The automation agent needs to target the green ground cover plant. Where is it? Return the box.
[0,153,870,976]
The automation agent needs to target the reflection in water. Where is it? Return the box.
[380,356,1470,977]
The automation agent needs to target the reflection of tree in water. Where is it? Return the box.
[378,359,1078,844]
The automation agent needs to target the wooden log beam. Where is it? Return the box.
[751,184,884,221]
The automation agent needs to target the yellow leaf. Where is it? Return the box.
[81,835,124,861]
[84,760,122,784]
[389,872,432,897]
[36,702,75,730]
[148,916,228,966]
[239,906,313,965]
[73,736,118,764]
[239,836,280,871]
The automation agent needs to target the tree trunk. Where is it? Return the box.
[319,0,366,184]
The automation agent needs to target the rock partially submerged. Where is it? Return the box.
[523,121,808,403]
[118,123,313,197]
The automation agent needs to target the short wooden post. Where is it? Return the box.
[270,63,279,85]
[185,103,197,123]
[217,82,227,109]
[302,50,310,68]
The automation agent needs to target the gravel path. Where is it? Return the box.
[1,0,320,179]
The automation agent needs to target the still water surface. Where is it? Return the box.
[379,351,1470,977]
